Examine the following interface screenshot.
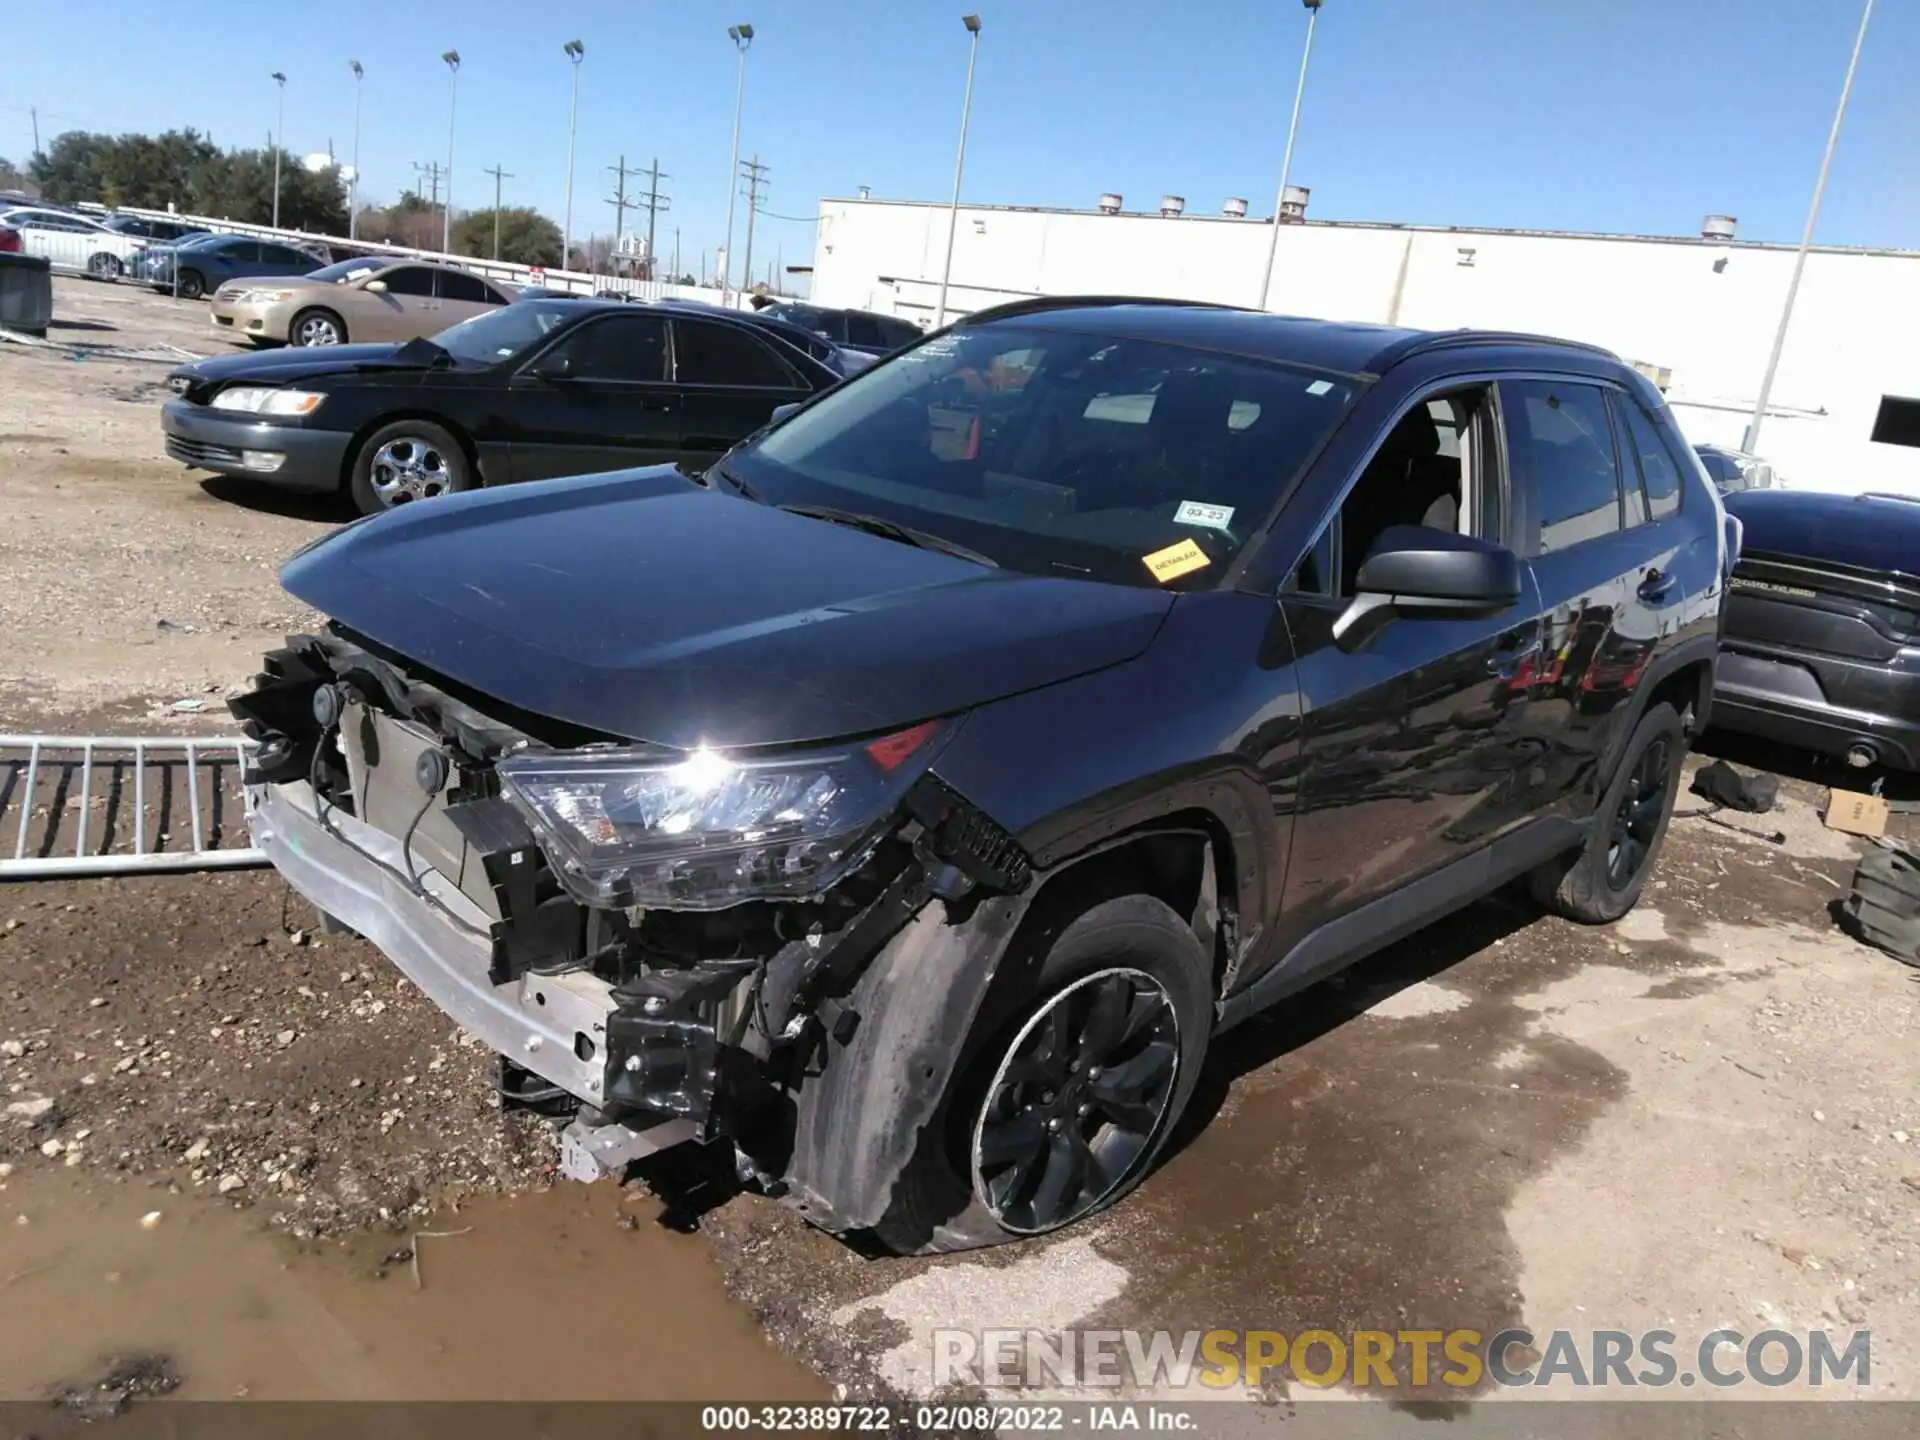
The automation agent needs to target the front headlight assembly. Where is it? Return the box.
[497,720,953,910]
[210,386,326,417]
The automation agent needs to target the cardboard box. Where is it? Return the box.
[1825,790,1889,838]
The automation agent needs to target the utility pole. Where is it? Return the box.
[29,105,40,156]
[606,154,641,263]
[739,154,768,299]
[482,162,514,259]
[673,227,681,283]
[637,157,670,280]
[412,160,444,210]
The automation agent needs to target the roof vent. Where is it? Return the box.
[1098,192,1123,215]
[1160,194,1186,218]
[1279,185,1310,223]
[1222,197,1249,219]
[857,184,871,200]
[1702,213,1737,241]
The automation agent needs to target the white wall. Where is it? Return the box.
[810,199,1920,498]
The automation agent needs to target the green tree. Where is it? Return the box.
[189,148,347,234]
[0,156,37,195]
[30,131,114,204]
[453,206,562,266]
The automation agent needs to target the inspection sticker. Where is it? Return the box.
[1174,500,1235,531]
[1142,538,1211,584]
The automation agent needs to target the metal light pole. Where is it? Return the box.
[1744,0,1875,455]
[562,40,584,269]
[347,60,363,239]
[441,50,461,253]
[270,72,287,229]
[720,23,754,302]
[933,14,982,330]
[1256,0,1322,312]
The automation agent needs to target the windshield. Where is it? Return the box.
[763,303,832,335]
[431,301,573,363]
[309,257,388,285]
[730,323,1360,588]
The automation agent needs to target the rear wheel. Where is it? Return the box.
[177,269,205,300]
[871,894,1211,1254]
[291,308,347,347]
[348,420,471,515]
[86,252,123,280]
[1527,701,1684,923]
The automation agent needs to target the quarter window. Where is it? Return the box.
[1620,400,1682,521]
[1503,380,1622,553]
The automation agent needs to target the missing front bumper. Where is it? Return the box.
[248,780,696,1162]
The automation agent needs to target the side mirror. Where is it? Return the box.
[363,279,388,293]
[1332,526,1522,651]
[530,350,574,381]
[769,401,803,425]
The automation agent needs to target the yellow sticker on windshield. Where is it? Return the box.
[1142,538,1210,584]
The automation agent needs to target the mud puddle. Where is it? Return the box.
[0,1169,825,1401]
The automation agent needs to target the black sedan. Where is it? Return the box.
[161,299,841,515]
[1714,489,1920,771]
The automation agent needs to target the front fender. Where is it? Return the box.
[781,889,1028,1234]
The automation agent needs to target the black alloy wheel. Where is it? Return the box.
[1606,735,1672,888]
[971,965,1182,1235]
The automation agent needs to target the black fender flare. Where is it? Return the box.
[1599,633,1718,788]
[779,822,1226,1235]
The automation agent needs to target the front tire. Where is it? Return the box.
[177,269,206,300]
[349,420,471,515]
[1527,701,1685,924]
[86,252,123,280]
[291,308,347,346]
[871,894,1211,1254]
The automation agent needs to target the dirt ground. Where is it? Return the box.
[3,279,1919,1415]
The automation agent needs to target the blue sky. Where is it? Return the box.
[4,0,1914,273]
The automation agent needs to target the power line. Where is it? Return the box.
[482,162,515,258]
[739,155,769,295]
[606,154,642,256]
[637,156,670,279]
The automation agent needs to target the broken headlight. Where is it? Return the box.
[496,720,950,910]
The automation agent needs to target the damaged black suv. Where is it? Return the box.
[234,297,1732,1253]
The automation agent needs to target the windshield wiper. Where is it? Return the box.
[779,503,999,568]
[710,461,764,503]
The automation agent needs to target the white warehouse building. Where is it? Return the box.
[805,195,1920,498]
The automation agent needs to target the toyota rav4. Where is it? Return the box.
[233,297,1734,1253]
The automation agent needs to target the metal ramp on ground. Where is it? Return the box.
[0,735,266,878]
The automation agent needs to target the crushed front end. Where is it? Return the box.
[233,632,1031,1203]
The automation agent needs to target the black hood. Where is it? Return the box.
[171,341,430,388]
[280,467,1174,750]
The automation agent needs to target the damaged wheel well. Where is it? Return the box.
[1002,814,1237,998]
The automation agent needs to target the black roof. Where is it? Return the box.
[1725,489,1920,578]
[963,296,1617,378]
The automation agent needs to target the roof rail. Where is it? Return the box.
[1861,491,1920,505]
[959,294,1253,328]
[1375,327,1620,369]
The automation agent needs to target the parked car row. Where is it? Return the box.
[229,297,1731,1254]
[162,296,841,512]
[135,233,330,299]
[0,204,154,278]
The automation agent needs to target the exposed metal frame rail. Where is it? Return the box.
[0,734,267,879]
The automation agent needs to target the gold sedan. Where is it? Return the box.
[209,257,520,348]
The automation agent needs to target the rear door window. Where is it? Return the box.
[1620,400,1683,521]
[846,313,887,348]
[674,319,800,387]
[437,270,493,303]
[1502,380,1623,554]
